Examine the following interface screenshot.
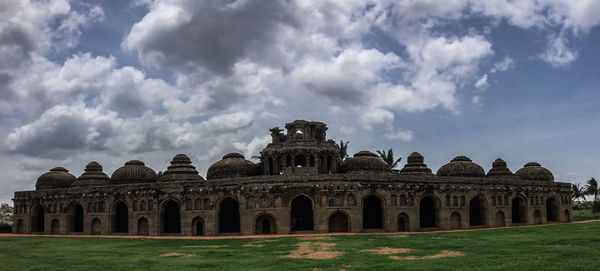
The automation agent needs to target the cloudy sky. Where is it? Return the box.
[1,0,599,203]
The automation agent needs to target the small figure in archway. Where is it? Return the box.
[291,216,296,231]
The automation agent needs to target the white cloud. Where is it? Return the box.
[540,33,578,67]
[360,109,394,131]
[490,56,515,73]
[384,130,414,142]
[475,74,489,89]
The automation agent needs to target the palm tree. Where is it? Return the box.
[584,178,598,201]
[571,183,585,215]
[337,140,349,161]
[376,149,402,169]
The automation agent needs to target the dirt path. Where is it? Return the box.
[1,220,597,240]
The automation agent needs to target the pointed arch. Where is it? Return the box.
[398,213,409,232]
[546,197,559,222]
[50,219,60,234]
[91,218,102,235]
[218,196,240,233]
[290,194,314,231]
[450,212,461,230]
[419,194,440,229]
[255,213,277,234]
[495,211,505,227]
[192,216,205,236]
[469,196,488,227]
[511,196,527,224]
[30,204,45,233]
[362,194,385,229]
[137,217,149,235]
[111,200,128,233]
[160,198,181,234]
[328,211,350,232]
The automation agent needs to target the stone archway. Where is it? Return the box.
[469,197,487,226]
[192,217,204,236]
[255,213,277,234]
[68,203,84,233]
[31,205,45,233]
[91,218,101,235]
[511,197,527,224]
[51,219,60,234]
[219,197,240,233]
[564,209,571,222]
[112,201,128,233]
[363,195,383,229]
[450,212,462,230]
[290,195,314,231]
[161,200,181,234]
[495,211,505,227]
[546,197,558,222]
[16,219,24,234]
[419,195,439,229]
[137,217,149,236]
[398,213,409,232]
[328,211,349,232]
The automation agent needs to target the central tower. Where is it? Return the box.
[260,120,339,176]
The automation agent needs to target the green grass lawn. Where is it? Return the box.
[573,208,600,221]
[1,221,599,271]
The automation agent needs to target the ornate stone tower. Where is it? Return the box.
[260,120,339,176]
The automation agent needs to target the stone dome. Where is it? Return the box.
[342,151,391,174]
[207,153,257,180]
[515,162,554,182]
[400,152,433,175]
[160,154,204,181]
[437,156,485,177]
[110,160,157,185]
[72,162,110,187]
[36,167,76,190]
[486,158,514,177]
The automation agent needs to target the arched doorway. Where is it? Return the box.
[137,217,149,235]
[51,219,60,234]
[16,219,24,233]
[162,200,181,234]
[450,212,462,230]
[91,218,101,235]
[398,213,409,232]
[290,195,314,231]
[255,214,277,234]
[192,217,204,236]
[112,201,128,233]
[419,195,438,228]
[68,203,84,233]
[219,197,240,233]
[511,197,527,224]
[533,210,542,224]
[363,195,383,229]
[329,211,349,232]
[546,198,558,222]
[564,210,571,222]
[495,211,505,227]
[31,205,45,233]
[469,197,486,226]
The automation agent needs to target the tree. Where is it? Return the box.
[0,203,13,225]
[584,178,598,201]
[571,183,585,215]
[337,140,349,161]
[376,149,402,169]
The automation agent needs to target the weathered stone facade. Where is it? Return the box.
[12,120,572,236]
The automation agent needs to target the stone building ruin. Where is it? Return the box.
[12,120,573,236]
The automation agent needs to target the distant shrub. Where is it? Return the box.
[0,223,12,233]
[592,200,600,213]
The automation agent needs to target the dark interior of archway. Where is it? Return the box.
[163,201,181,233]
[469,198,483,226]
[33,206,45,232]
[291,196,314,231]
[138,218,149,235]
[92,219,101,234]
[73,204,84,232]
[295,155,305,167]
[420,197,436,228]
[329,212,348,232]
[115,202,128,233]
[512,198,525,223]
[268,157,274,175]
[219,198,240,233]
[546,198,558,221]
[363,196,383,229]
[196,220,204,235]
[398,215,407,231]
[262,219,271,234]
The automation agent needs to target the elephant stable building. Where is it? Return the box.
[12,120,573,236]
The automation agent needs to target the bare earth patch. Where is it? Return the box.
[390,250,465,260]
[282,242,343,259]
[360,247,412,255]
[242,243,265,248]
[181,245,227,248]
[0,253,4,257]
[299,236,332,241]
[159,252,198,258]
[391,234,408,238]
